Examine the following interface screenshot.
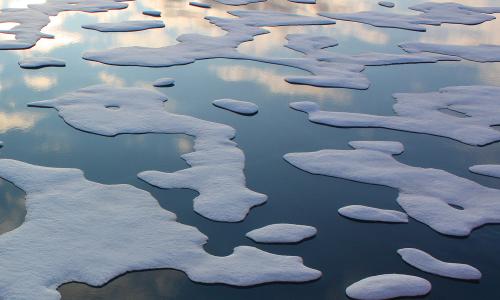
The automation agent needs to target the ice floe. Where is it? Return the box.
[289,0,316,4]
[290,85,500,146]
[143,10,161,17]
[214,0,266,5]
[29,85,267,222]
[338,205,408,223]
[378,1,394,8]
[346,274,431,300]
[82,20,165,32]
[18,57,65,69]
[320,2,500,32]
[398,248,481,280]
[190,2,212,8]
[400,42,500,63]
[0,159,320,300]
[246,224,317,243]
[469,165,500,178]
[284,141,500,236]
[153,77,175,87]
[213,99,259,115]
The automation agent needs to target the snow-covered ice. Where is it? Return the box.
[213,0,266,5]
[400,42,500,63]
[29,85,267,222]
[338,205,408,223]
[290,86,500,146]
[469,165,500,178]
[213,99,259,115]
[378,1,394,8]
[190,2,211,8]
[143,10,161,17]
[246,224,317,243]
[153,77,175,87]
[288,0,316,4]
[0,159,320,300]
[82,20,165,32]
[18,57,65,69]
[346,274,431,300]
[284,141,500,236]
[398,248,481,280]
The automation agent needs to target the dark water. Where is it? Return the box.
[0,0,499,299]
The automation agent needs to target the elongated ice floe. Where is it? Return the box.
[82,20,165,32]
[246,224,317,243]
[18,57,65,69]
[289,0,316,4]
[190,1,211,8]
[153,77,175,87]
[378,1,394,8]
[290,85,500,146]
[398,248,481,280]
[213,99,259,115]
[214,0,266,5]
[143,10,161,17]
[284,141,500,236]
[29,85,266,222]
[320,2,500,32]
[346,274,431,300]
[400,42,500,63]
[0,159,320,300]
[338,205,408,223]
[469,165,500,178]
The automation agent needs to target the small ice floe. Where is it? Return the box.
[469,165,500,178]
[153,77,175,87]
[213,99,258,115]
[284,141,500,236]
[400,42,500,63]
[246,224,317,243]
[378,1,394,8]
[214,0,266,5]
[190,2,211,8]
[0,159,321,300]
[289,86,500,146]
[398,248,481,280]
[82,20,165,32]
[289,0,316,4]
[338,205,408,223]
[346,274,431,300]
[143,10,161,17]
[18,57,65,69]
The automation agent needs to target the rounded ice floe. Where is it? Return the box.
[338,205,408,223]
[398,248,481,281]
[143,10,161,17]
[82,20,165,32]
[189,1,211,8]
[346,274,431,300]
[153,77,175,87]
[213,99,259,115]
[469,165,500,178]
[246,224,317,243]
[378,1,394,8]
[18,57,65,69]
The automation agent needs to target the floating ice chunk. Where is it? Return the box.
[28,0,130,16]
[290,86,500,146]
[348,141,404,154]
[398,248,481,280]
[469,165,500,178]
[378,1,394,8]
[190,2,211,8]
[289,0,316,4]
[400,42,500,63]
[143,10,161,17]
[18,57,65,69]
[214,0,266,5]
[82,20,165,32]
[246,224,317,243]
[213,99,258,115]
[284,141,500,236]
[346,274,431,300]
[153,77,175,87]
[0,159,320,300]
[338,205,408,223]
[29,85,267,222]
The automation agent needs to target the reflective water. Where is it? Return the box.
[0,0,499,299]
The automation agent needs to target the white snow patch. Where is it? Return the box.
[338,205,408,223]
[246,224,317,243]
[82,20,165,32]
[469,164,500,178]
[153,77,175,87]
[213,98,259,115]
[400,42,500,63]
[346,274,431,300]
[18,57,65,69]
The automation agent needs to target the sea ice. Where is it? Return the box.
[18,57,65,69]
[0,159,320,300]
[246,224,317,243]
[189,2,212,8]
[153,77,175,87]
[284,141,500,236]
[288,0,316,4]
[378,1,394,8]
[143,10,161,17]
[29,85,267,222]
[346,274,431,300]
[400,42,500,63]
[289,85,500,146]
[82,20,165,32]
[338,205,408,223]
[213,99,259,115]
[469,165,500,178]
[398,248,481,280]
[214,0,266,5]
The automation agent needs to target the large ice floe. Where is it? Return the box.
[28,85,267,222]
[400,42,500,63]
[82,11,456,90]
[320,2,500,32]
[346,274,431,300]
[0,0,130,50]
[398,248,481,281]
[338,205,408,223]
[18,57,65,69]
[284,141,500,236]
[0,159,320,300]
[213,99,259,115]
[246,224,317,243]
[290,85,500,146]
[82,20,165,32]
[469,165,500,178]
